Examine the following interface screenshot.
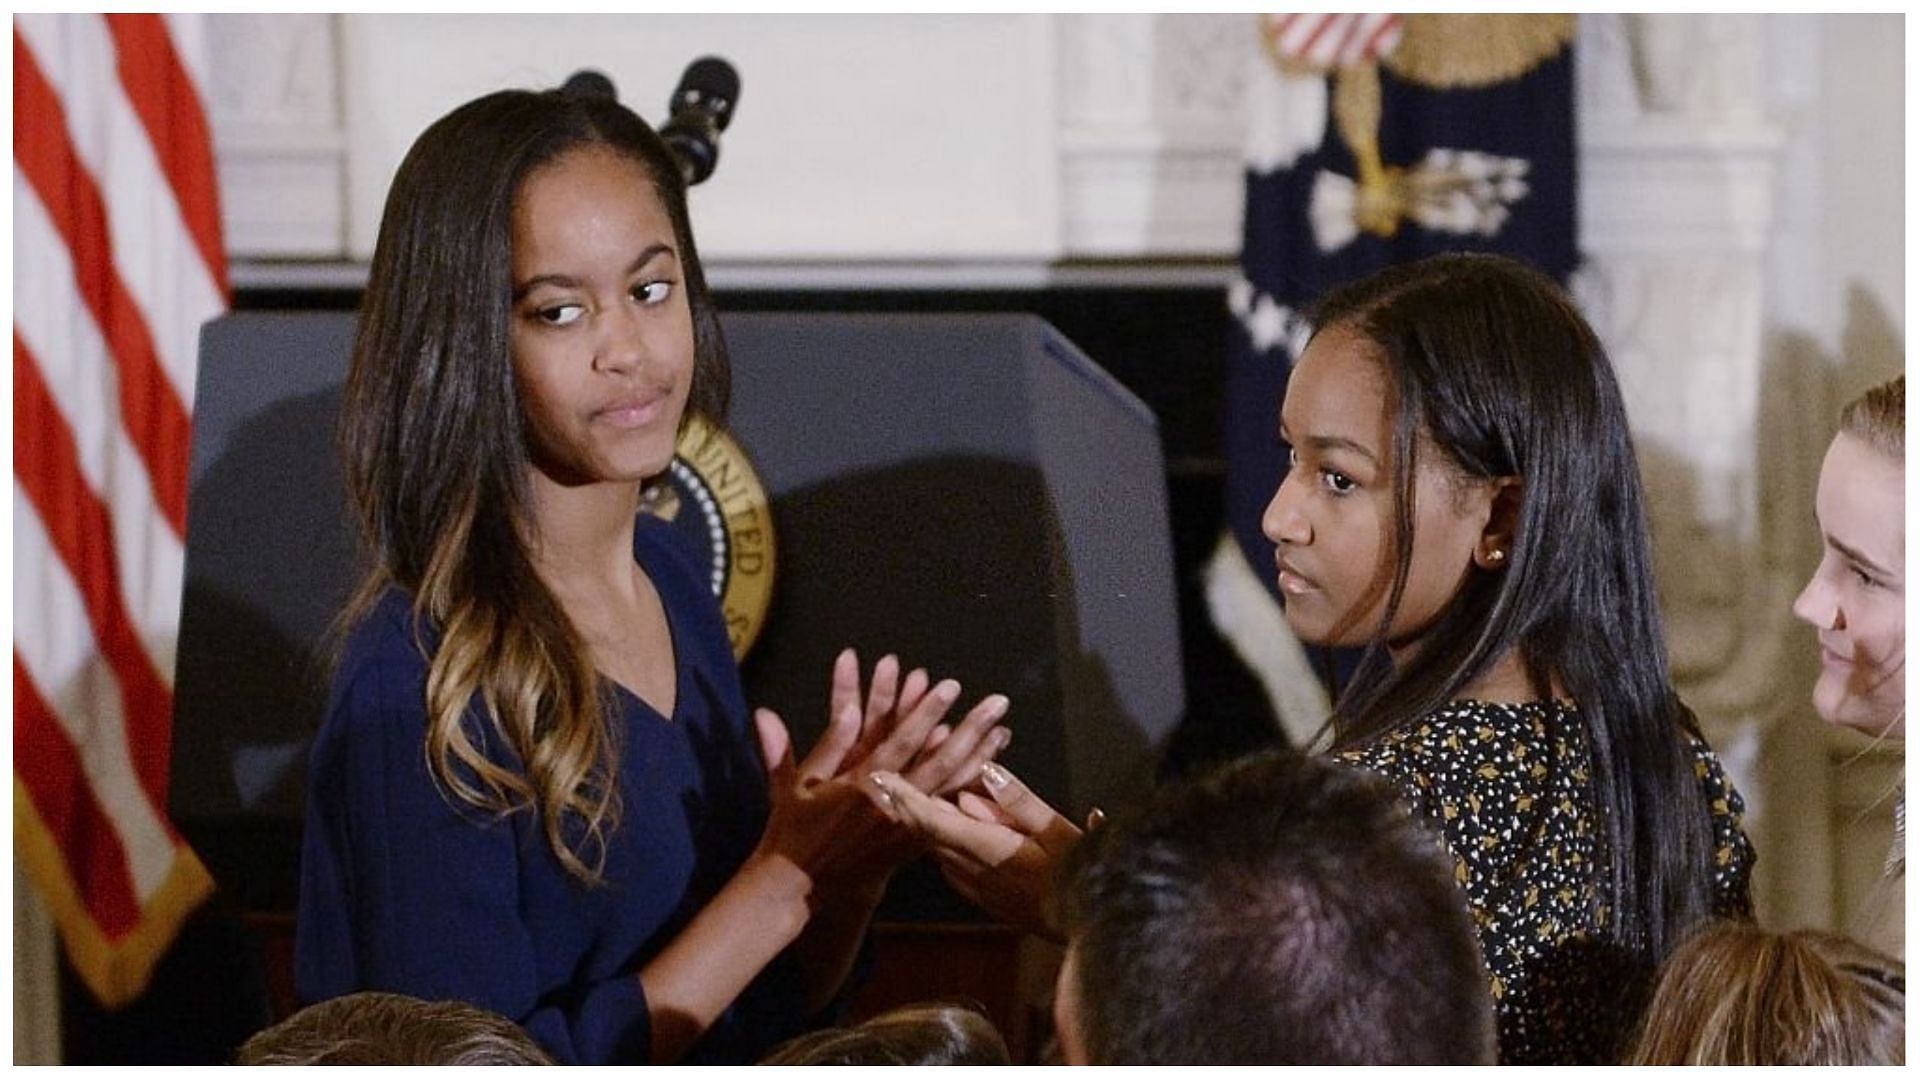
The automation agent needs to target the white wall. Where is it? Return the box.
[1820,14,1904,349]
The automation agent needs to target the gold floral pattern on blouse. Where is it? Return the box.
[1334,700,1754,1065]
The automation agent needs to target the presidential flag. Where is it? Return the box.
[15,12,223,1008]
[1210,15,1580,744]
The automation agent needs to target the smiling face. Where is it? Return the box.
[1792,432,1905,738]
[1260,324,1499,651]
[509,145,695,489]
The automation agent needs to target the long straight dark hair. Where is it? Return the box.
[1310,252,1716,965]
[338,86,730,882]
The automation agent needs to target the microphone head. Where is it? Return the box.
[670,56,740,131]
[560,69,619,102]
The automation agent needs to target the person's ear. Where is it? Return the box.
[1473,476,1523,571]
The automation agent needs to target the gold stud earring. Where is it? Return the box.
[1488,548,1506,564]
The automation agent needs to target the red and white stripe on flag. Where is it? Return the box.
[1263,13,1403,69]
[14,12,223,1009]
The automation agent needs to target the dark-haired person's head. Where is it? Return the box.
[343,83,729,601]
[1055,750,1494,1064]
[759,1002,1011,1065]
[337,84,736,883]
[1272,252,1720,967]
[233,992,555,1065]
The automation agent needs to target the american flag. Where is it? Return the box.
[14,13,222,1008]
[1263,13,1402,69]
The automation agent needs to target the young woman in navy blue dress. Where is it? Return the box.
[295,86,1009,1065]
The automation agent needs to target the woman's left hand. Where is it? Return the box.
[869,763,1079,941]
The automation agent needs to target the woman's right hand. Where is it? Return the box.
[746,651,1015,902]
[745,704,897,905]
[869,763,1081,942]
[827,648,1011,799]
[643,702,911,1061]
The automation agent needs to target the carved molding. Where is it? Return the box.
[1580,121,1783,256]
[206,14,338,126]
[207,14,345,258]
[1622,14,1769,120]
[1573,257,1803,746]
[1057,137,1242,256]
[1562,12,1796,773]
[214,122,346,257]
[206,15,1796,269]
[1055,14,1247,255]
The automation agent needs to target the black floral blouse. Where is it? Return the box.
[1333,699,1754,1065]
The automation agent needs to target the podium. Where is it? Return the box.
[171,311,1185,921]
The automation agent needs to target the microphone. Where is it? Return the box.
[560,69,619,102]
[657,57,740,186]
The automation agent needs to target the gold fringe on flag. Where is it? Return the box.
[15,781,214,1009]
[1385,14,1575,90]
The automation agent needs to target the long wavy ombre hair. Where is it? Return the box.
[338,87,730,883]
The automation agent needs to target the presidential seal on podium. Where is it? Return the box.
[639,414,775,659]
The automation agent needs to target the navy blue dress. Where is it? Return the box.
[295,517,809,1064]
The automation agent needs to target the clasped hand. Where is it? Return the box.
[868,761,1084,942]
[751,649,1010,906]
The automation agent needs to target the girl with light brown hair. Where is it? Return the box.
[1626,922,1904,1065]
[1793,374,1904,959]
[1795,375,1905,742]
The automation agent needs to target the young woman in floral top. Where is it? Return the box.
[876,253,1755,1065]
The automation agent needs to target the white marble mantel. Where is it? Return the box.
[206,15,1801,269]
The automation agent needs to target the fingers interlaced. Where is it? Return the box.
[897,668,930,716]
[863,653,900,731]
[904,694,1010,795]
[864,679,960,773]
[845,653,901,766]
